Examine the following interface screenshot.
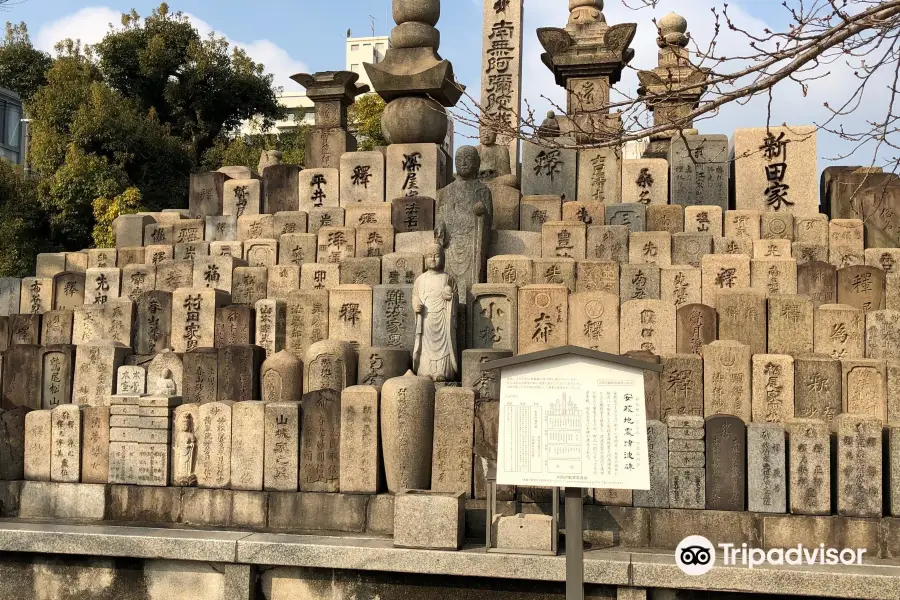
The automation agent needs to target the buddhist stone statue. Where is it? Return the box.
[477,130,518,189]
[173,412,198,487]
[412,243,459,383]
[435,146,493,298]
[155,369,178,397]
[537,110,562,138]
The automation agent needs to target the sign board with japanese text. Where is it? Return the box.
[496,353,651,490]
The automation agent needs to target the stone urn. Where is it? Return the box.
[381,370,436,492]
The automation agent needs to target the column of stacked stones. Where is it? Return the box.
[0,0,900,548]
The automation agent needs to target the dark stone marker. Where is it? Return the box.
[625,350,661,421]
[605,203,646,233]
[52,272,86,310]
[189,172,229,218]
[40,344,75,409]
[2,344,42,409]
[391,196,435,233]
[705,415,747,511]
[300,388,341,493]
[9,314,40,346]
[263,165,301,214]
[41,310,73,346]
[215,305,255,348]
[217,344,264,402]
[183,348,219,404]
[676,303,718,355]
[797,261,837,306]
[135,291,173,356]
[0,406,28,479]
[837,265,885,312]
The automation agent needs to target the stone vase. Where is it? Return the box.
[381,370,436,492]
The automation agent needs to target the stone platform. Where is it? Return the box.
[0,520,898,599]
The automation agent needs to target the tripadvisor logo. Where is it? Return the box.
[676,536,716,576]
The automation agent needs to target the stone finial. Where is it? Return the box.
[569,0,605,26]
[658,12,690,48]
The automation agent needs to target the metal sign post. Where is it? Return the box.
[565,487,584,600]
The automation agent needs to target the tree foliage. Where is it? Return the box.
[349,93,388,151]
[0,22,51,101]
[201,125,310,171]
[0,160,50,278]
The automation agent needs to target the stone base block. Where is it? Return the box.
[366,494,394,535]
[394,490,465,550]
[492,514,553,552]
[108,485,183,524]
[181,488,266,529]
[19,482,106,520]
[268,492,367,533]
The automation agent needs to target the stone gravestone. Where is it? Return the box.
[705,415,746,511]
[81,405,110,484]
[0,278,21,316]
[255,299,286,358]
[171,289,228,353]
[521,141,577,200]
[633,420,669,508]
[300,389,341,493]
[303,340,357,394]
[50,404,81,483]
[621,265,658,304]
[835,414,883,518]
[231,401,265,491]
[717,290,767,356]
[71,342,131,406]
[813,304,864,359]
[278,233,317,267]
[381,372,435,493]
[468,284,517,352]
[837,265,884,312]
[217,345,263,402]
[568,291,619,354]
[700,254,750,309]
[41,311,74,346]
[329,285,373,350]
[0,407,27,480]
[24,410,51,481]
[675,303,717,355]
[794,355,842,424]
[751,354,795,423]
[576,148,621,204]
[660,354,704,422]
[215,305,254,347]
[285,290,329,360]
[891,425,900,517]
[261,350,303,404]
[339,386,382,494]
[52,272,85,311]
[865,309,900,359]
[116,366,145,395]
[668,416,706,509]
[21,277,53,315]
[41,345,75,409]
[357,347,411,390]
[341,151,385,205]
[703,341,752,422]
[264,402,299,492]
[623,159,668,205]
[9,314,40,346]
[373,285,416,352]
[767,295,814,356]
[2,344,42,409]
[673,233,713,270]
[829,219,865,268]
[182,348,219,405]
[431,387,475,497]
[747,423,786,513]
[263,165,301,214]
[605,203,647,233]
[669,135,730,211]
[661,266,701,308]
[842,359,887,420]
[517,285,568,354]
[189,172,228,218]
[586,225,627,263]
[196,401,234,489]
[147,350,183,397]
[620,300,675,356]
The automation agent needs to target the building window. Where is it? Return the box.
[351,64,359,73]
[351,44,359,51]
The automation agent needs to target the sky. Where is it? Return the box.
[2,0,894,171]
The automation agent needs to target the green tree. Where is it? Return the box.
[0,22,52,101]
[349,93,388,151]
[0,160,51,277]
[201,125,309,171]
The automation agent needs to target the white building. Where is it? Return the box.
[346,35,390,91]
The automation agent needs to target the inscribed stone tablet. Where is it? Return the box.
[81,406,110,484]
[21,277,53,315]
[792,242,828,265]
[623,159,668,205]
[9,314,40,346]
[633,420,669,508]
[533,258,575,291]
[339,257,381,287]
[669,135,730,211]
[835,414,882,518]
[521,142,577,200]
[171,288,229,353]
[217,345,263,402]
[355,225,394,258]
[24,410,51,481]
[717,290,767,356]
[586,225,628,263]
[866,248,900,277]
[576,260,619,295]
[837,265,884,312]
[891,425,900,517]
[2,344,41,409]
[620,300,675,356]
[865,310,900,359]
[52,273,85,311]
[357,347,411,390]
[298,168,340,212]
[562,201,605,227]
[705,415,746,511]
[714,236,752,257]
[267,265,301,300]
[50,404,81,483]
[829,219,865,268]
[317,227,356,264]
[300,388,341,492]
[303,340,357,394]
[517,285,568,354]
[767,295,814,356]
[40,346,74,409]
[189,172,227,218]
[134,291,172,355]
[255,299,286,358]
[814,304,864,359]
[786,418,831,515]
[661,267,701,309]
[430,387,474,496]
[346,203,391,229]
[700,254,751,308]
[223,179,261,217]
[468,284,517,352]
[672,233,712,268]
[0,278,21,316]
[121,265,155,302]
[660,354,703,422]
[328,285,373,350]
[487,255,532,286]
[341,152,385,205]
[676,303,717,355]
[260,350,302,404]
[263,165,301,214]
[520,195,562,233]
[794,213,828,245]
[277,233,317,267]
[155,260,194,293]
[752,354,795,423]
[301,263,340,291]
[116,366,145,395]
[383,253,424,286]
[542,221,586,260]
[620,264,660,303]
[747,423,787,513]
[684,206,723,236]
[386,143,447,201]
[842,359,887,420]
[703,341,752,422]
[285,290,329,359]
[230,401,264,491]
[605,203,646,233]
[340,386,381,494]
[183,348,219,405]
[724,210,761,241]
[72,342,131,407]
[308,207,346,235]
[753,239,792,260]
[196,401,233,489]
[576,146,621,204]
[41,310,73,346]
[567,291,618,354]
[273,211,308,238]
[264,402,299,492]
[797,261,837,306]
[629,231,672,266]
[761,212,794,241]
[244,239,278,268]
[794,355,842,424]
[205,216,238,243]
[669,467,705,509]
[238,215,275,241]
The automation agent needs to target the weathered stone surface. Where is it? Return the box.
[217,344,263,402]
[339,386,381,494]
[259,350,301,405]
[189,172,227,218]
[669,467,705,509]
[841,358,887,420]
[147,350,183,397]
[382,252,424,286]
[562,201,605,227]
[629,231,672,267]
[646,205,683,236]
[51,272,85,311]
[717,289,767,356]
[519,195,562,234]
[300,389,341,492]
[285,289,328,361]
[182,348,219,404]
[703,341,752,422]
[155,259,194,293]
[835,414,883,518]
[785,418,832,515]
[890,424,900,517]
[79,405,109,484]
[50,404,81,483]
[625,350,662,422]
[705,415,746,511]
[747,423,786,513]
[675,303,717,355]
[487,230,541,258]
[669,135,730,211]
[468,283,517,353]
[660,354,703,422]
[264,402,299,492]
[0,407,27,480]
[794,355,842,424]
[355,347,410,391]
[814,303,865,359]
[230,401,265,491]
[171,288,229,353]
[685,205,723,236]
[431,387,474,497]
[2,344,42,410]
[751,258,797,297]
[568,291,619,354]
[792,242,829,265]
[243,239,279,269]
[837,265,884,312]
[23,410,51,481]
[577,147,621,204]
[196,401,234,489]
[517,284,568,354]
[328,284,373,350]
[304,339,357,393]
[606,203,647,233]
[278,233,317,268]
[633,421,669,508]
[767,295,814,356]
[576,260,619,296]
[205,216,238,243]
[672,233,712,269]
[72,341,131,406]
[300,262,340,292]
[532,257,576,290]
[0,278,21,316]
[586,225,628,262]
[865,309,900,359]
[20,277,52,315]
[394,490,465,550]
[830,219,865,268]
[724,210,761,241]
[385,143,447,201]
[40,310,74,346]
[298,168,340,212]
[214,305,254,347]
[623,159,668,205]
[308,207,346,235]
[255,299,286,358]
[700,254,750,308]
[341,151,385,205]
[619,264,660,303]
[660,266,701,309]
[752,354,795,423]
[381,372,435,493]
[620,300,675,355]
[521,142,577,200]
[40,345,75,409]
[761,212,795,241]
[9,313,40,346]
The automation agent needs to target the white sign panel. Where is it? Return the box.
[497,355,651,490]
